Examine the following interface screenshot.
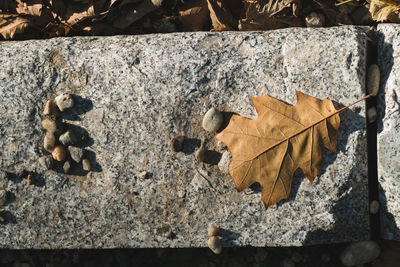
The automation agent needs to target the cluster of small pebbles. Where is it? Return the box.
[39,93,91,174]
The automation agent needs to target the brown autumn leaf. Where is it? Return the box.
[207,0,237,30]
[216,91,340,208]
[239,0,302,30]
[0,16,31,39]
[369,0,400,22]
[178,0,210,31]
[16,0,42,16]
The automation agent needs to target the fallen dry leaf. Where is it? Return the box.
[0,16,30,39]
[239,0,302,30]
[216,91,340,208]
[16,0,42,16]
[178,0,210,31]
[369,0,400,22]
[207,0,237,30]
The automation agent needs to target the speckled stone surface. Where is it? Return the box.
[0,27,368,248]
[377,24,400,240]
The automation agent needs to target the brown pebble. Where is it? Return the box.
[169,135,185,152]
[44,132,56,152]
[52,146,67,161]
[82,158,91,171]
[63,161,71,174]
[195,147,205,162]
[138,171,148,179]
[27,174,34,185]
[43,100,60,116]
[208,225,221,237]
[0,215,4,223]
[41,118,58,133]
[208,236,222,254]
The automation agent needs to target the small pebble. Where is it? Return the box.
[340,240,380,266]
[52,146,67,162]
[305,12,325,27]
[63,161,71,174]
[195,147,205,163]
[41,118,57,133]
[55,93,74,111]
[207,236,222,254]
[68,146,83,163]
[0,215,5,223]
[208,225,221,237]
[44,132,56,152]
[43,100,60,116]
[82,158,91,171]
[367,64,380,96]
[291,252,302,263]
[202,107,223,132]
[169,135,185,152]
[0,190,7,206]
[367,107,377,123]
[39,156,54,170]
[27,174,34,185]
[218,151,232,174]
[282,258,295,267]
[59,130,77,146]
[138,171,148,179]
[370,200,380,214]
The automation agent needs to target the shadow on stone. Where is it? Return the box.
[31,172,46,187]
[221,228,241,246]
[61,95,93,121]
[204,150,221,166]
[0,210,17,224]
[182,138,201,155]
[303,137,369,245]
[64,123,94,148]
[379,183,399,239]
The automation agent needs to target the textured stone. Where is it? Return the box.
[0,27,368,248]
[218,151,231,174]
[377,24,400,240]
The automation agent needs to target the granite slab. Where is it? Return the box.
[377,24,400,241]
[0,27,369,248]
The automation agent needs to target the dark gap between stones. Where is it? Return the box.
[366,29,380,242]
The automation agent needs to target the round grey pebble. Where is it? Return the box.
[0,189,7,206]
[39,156,54,170]
[218,151,232,174]
[370,200,380,214]
[55,93,74,112]
[340,240,380,266]
[202,107,223,132]
[63,161,71,174]
[82,158,91,171]
[59,130,77,146]
[305,12,325,27]
[68,146,83,163]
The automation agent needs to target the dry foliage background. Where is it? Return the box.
[0,0,399,40]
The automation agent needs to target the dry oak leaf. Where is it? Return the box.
[216,91,340,208]
[369,0,400,22]
[0,16,30,39]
